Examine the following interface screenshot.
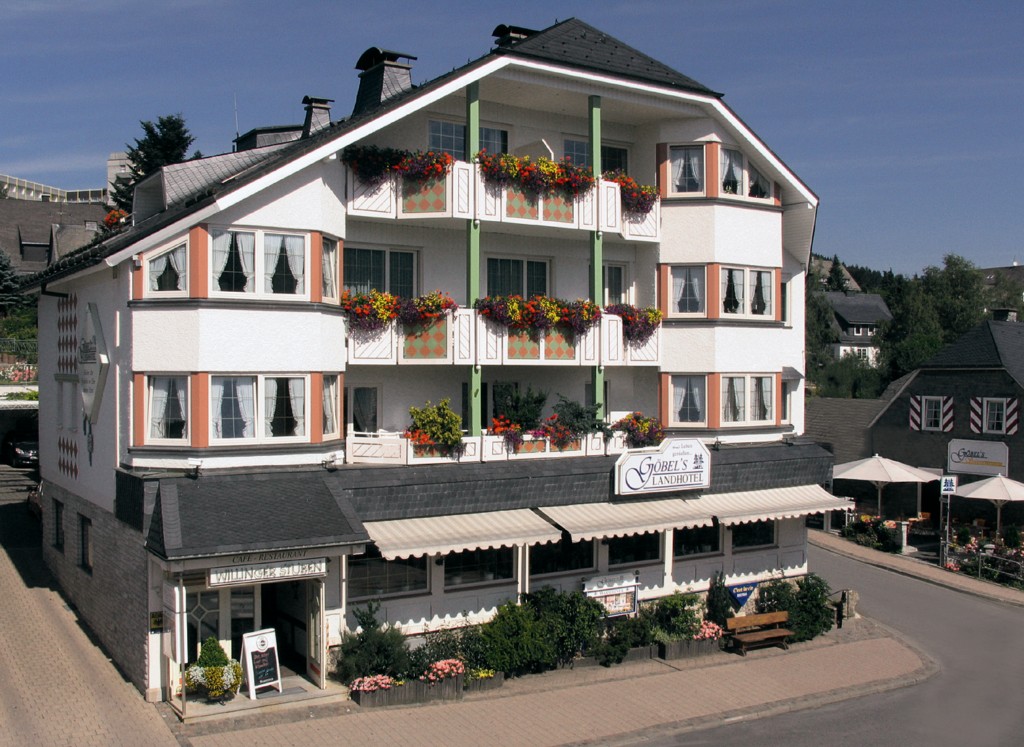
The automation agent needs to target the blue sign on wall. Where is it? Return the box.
[729,582,758,607]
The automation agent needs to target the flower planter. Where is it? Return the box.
[657,638,721,660]
[550,439,582,453]
[505,188,540,220]
[401,317,450,361]
[351,675,464,707]
[464,671,505,694]
[401,177,448,215]
[543,329,577,360]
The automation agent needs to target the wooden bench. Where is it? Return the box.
[725,611,792,656]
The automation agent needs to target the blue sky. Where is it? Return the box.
[1,0,1021,276]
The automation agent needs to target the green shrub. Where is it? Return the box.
[755,575,797,614]
[335,602,411,684]
[408,622,489,674]
[650,592,702,642]
[196,636,229,667]
[704,571,734,627]
[549,395,610,440]
[480,600,556,676]
[523,587,604,666]
[1003,525,1021,549]
[956,525,972,546]
[592,611,654,667]
[493,383,547,430]
[791,573,835,642]
[407,398,464,453]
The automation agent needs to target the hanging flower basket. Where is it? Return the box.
[605,303,662,345]
[613,412,665,449]
[603,170,658,216]
[339,290,401,334]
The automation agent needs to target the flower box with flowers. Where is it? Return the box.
[657,621,724,661]
[476,151,593,227]
[349,661,465,708]
[474,295,600,365]
[396,150,455,216]
[398,291,459,362]
[464,668,504,694]
[342,290,400,364]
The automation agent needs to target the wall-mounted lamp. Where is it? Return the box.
[187,458,203,479]
[322,453,338,470]
[712,438,721,451]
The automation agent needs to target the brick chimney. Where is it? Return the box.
[491,24,538,48]
[352,48,416,117]
[302,96,333,137]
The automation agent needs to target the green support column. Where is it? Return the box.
[466,82,483,435]
[589,95,605,419]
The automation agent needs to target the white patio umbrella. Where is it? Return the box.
[953,474,1024,537]
[832,454,939,516]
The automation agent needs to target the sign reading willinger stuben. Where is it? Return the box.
[209,558,327,587]
[615,438,711,495]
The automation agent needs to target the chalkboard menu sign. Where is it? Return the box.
[241,629,283,700]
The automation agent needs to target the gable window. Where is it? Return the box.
[922,396,944,431]
[563,139,628,172]
[721,267,773,317]
[669,145,704,193]
[429,120,508,160]
[147,243,187,294]
[984,399,1006,434]
[673,523,720,557]
[486,257,547,297]
[321,237,339,300]
[349,544,428,599]
[672,375,707,426]
[148,375,188,441]
[211,375,307,442]
[344,247,415,297]
[671,266,705,315]
[722,375,774,425]
[211,229,307,298]
[731,520,776,550]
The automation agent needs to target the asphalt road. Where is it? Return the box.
[658,545,1024,746]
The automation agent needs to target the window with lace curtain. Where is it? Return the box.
[669,145,704,193]
[146,242,187,295]
[210,229,307,299]
[671,375,707,426]
[147,375,188,442]
[321,237,339,300]
[721,267,774,318]
[670,266,705,315]
[720,147,771,200]
[721,375,774,426]
[210,375,307,442]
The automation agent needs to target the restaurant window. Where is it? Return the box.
[731,520,776,550]
[607,532,661,565]
[444,547,514,587]
[530,536,595,576]
[672,523,720,557]
[349,544,429,598]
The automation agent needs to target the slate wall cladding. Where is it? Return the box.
[41,482,149,694]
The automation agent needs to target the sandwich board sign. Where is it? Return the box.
[241,628,282,700]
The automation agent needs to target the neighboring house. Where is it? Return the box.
[824,292,892,364]
[810,256,861,292]
[0,199,105,276]
[864,319,1024,521]
[22,19,843,704]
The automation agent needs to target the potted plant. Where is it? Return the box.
[651,593,723,659]
[184,636,243,702]
[531,396,607,452]
[405,398,465,458]
[613,412,665,449]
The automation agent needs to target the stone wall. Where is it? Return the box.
[40,481,150,694]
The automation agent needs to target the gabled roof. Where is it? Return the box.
[0,199,104,275]
[495,18,719,96]
[922,320,1024,387]
[824,292,892,327]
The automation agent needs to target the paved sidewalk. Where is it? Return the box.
[809,529,1024,607]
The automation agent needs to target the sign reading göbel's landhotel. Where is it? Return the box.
[615,439,711,495]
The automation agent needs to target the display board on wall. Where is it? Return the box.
[241,628,283,700]
[583,572,640,617]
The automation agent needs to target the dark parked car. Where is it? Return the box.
[3,436,38,468]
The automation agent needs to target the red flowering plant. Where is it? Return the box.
[613,412,665,449]
[348,674,397,693]
[604,303,663,345]
[103,209,128,230]
[490,415,525,452]
[603,170,658,216]
[419,658,465,685]
[397,290,459,327]
[340,144,405,186]
[475,151,594,199]
[531,395,608,449]
[339,289,401,333]
[394,150,454,186]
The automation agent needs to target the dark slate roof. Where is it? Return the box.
[804,398,887,464]
[824,292,892,326]
[19,18,723,292]
[157,145,294,211]
[328,442,833,523]
[0,200,105,274]
[146,471,368,560]
[922,320,1024,387]
[496,18,719,96]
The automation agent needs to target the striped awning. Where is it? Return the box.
[364,509,562,560]
[696,485,852,526]
[537,499,714,542]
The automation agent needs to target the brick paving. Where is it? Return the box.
[0,486,178,747]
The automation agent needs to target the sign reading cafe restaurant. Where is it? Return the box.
[615,438,711,496]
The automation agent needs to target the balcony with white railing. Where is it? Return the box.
[345,163,660,243]
[344,430,627,466]
[346,310,660,367]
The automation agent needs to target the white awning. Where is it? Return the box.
[537,499,714,542]
[364,509,562,560]
[696,485,852,526]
